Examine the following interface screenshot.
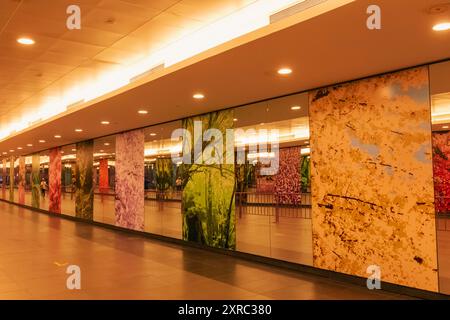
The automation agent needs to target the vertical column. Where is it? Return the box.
[309,67,438,292]
[99,159,109,193]
[9,157,14,202]
[75,140,94,220]
[18,157,25,205]
[49,147,62,213]
[2,159,6,199]
[181,110,236,249]
[115,130,144,231]
[31,154,40,208]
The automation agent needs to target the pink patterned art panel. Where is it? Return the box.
[115,130,145,231]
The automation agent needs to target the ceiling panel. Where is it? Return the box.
[0,0,274,132]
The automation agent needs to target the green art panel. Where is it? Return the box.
[181,110,236,250]
[300,155,311,193]
[75,140,94,220]
[156,158,173,199]
[31,154,40,208]
[9,157,14,201]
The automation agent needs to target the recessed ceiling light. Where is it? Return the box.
[291,106,301,110]
[101,121,110,125]
[75,129,83,132]
[100,150,104,153]
[17,147,23,150]
[138,110,148,114]
[104,143,110,146]
[233,118,238,122]
[2,152,7,155]
[277,68,292,75]
[433,22,450,31]
[150,133,157,136]
[17,37,35,45]
[27,144,33,147]
[39,140,45,143]
[193,93,205,100]
[9,150,14,152]
[72,149,76,152]
[54,135,62,138]
[443,125,449,129]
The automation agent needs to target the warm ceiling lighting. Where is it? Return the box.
[17,37,35,45]
[39,140,45,143]
[277,68,292,75]
[72,149,76,152]
[101,121,110,125]
[2,152,7,155]
[17,147,23,150]
[233,118,238,122]
[75,129,83,132]
[104,143,110,146]
[150,133,157,136]
[443,125,449,129]
[433,22,450,31]
[193,93,205,100]
[100,150,104,153]
[54,135,62,138]
[138,110,148,115]
[9,150,14,152]
[27,144,33,147]
[291,106,301,110]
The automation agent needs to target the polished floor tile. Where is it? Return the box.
[0,201,412,300]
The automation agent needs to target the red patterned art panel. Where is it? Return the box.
[274,147,301,204]
[99,159,109,192]
[49,148,62,213]
[432,131,450,214]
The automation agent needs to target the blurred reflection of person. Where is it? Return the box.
[40,178,48,198]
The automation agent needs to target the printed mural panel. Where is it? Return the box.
[99,159,109,192]
[75,140,94,220]
[31,154,40,208]
[432,131,450,214]
[18,157,25,205]
[49,148,62,213]
[274,147,301,204]
[115,130,145,231]
[309,67,438,292]
[181,110,236,250]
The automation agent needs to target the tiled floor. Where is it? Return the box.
[0,201,411,300]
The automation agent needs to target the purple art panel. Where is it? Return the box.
[274,147,301,204]
[49,147,62,213]
[115,130,144,231]
[18,157,26,205]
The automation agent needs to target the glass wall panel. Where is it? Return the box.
[93,135,116,225]
[233,92,313,265]
[61,144,77,217]
[430,60,450,295]
[144,121,183,239]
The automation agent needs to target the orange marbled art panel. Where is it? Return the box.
[309,67,438,292]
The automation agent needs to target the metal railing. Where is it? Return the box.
[236,192,312,221]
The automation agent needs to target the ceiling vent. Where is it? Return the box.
[270,0,328,24]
